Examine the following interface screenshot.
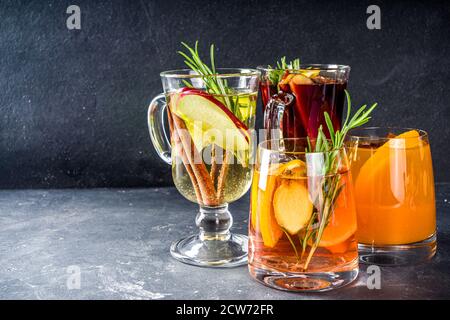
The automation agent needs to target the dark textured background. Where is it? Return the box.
[0,0,449,188]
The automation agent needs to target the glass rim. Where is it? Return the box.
[258,138,346,155]
[160,68,261,79]
[347,126,428,140]
[256,64,351,72]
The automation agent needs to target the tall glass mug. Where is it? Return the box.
[148,69,259,267]
[258,64,350,140]
[347,127,437,265]
[249,138,359,292]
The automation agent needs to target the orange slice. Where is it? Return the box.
[290,74,313,86]
[258,174,283,247]
[325,241,349,254]
[318,185,357,247]
[354,130,421,204]
[300,70,320,78]
[250,173,259,231]
[355,130,420,185]
[277,159,306,179]
[278,74,294,92]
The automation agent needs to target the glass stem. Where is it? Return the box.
[196,203,232,241]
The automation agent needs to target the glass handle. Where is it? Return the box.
[148,93,172,165]
[263,93,294,140]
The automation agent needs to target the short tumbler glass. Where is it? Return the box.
[248,138,359,292]
[347,127,437,265]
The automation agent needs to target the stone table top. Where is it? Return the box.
[0,184,449,299]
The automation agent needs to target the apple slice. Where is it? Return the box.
[173,89,250,151]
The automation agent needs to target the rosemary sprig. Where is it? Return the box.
[300,90,377,270]
[267,56,301,88]
[177,41,237,114]
[281,228,299,261]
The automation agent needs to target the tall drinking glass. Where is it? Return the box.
[249,138,359,291]
[347,127,437,265]
[258,64,350,139]
[148,69,260,267]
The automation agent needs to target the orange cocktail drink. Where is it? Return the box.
[347,128,436,264]
[248,138,358,292]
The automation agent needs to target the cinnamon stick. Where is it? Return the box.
[167,109,204,204]
[171,113,218,206]
[210,144,218,185]
[216,150,230,203]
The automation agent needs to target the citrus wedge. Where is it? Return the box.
[318,182,357,247]
[354,130,421,203]
[277,159,307,179]
[290,74,313,86]
[258,174,283,247]
[300,69,320,78]
[250,173,259,231]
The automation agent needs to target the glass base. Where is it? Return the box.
[170,233,248,268]
[248,261,358,292]
[358,233,437,266]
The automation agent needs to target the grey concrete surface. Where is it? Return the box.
[0,184,449,300]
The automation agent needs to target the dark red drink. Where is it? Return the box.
[259,66,350,139]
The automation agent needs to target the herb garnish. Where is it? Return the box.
[267,56,301,88]
[300,90,377,269]
[177,41,241,118]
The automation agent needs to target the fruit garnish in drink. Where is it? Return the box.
[174,88,250,152]
[250,90,377,271]
[290,74,314,86]
[355,130,420,195]
[265,57,322,92]
[298,91,377,269]
[317,182,357,248]
[277,159,306,179]
[256,172,283,247]
[168,41,256,207]
[261,59,346,139]
[351,129,435,245]
[273,179,313,235]
[266,56,300,90]
[175,42,255,165]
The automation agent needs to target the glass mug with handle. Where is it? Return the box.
[148,68,260,267]
[258,64,350,140]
